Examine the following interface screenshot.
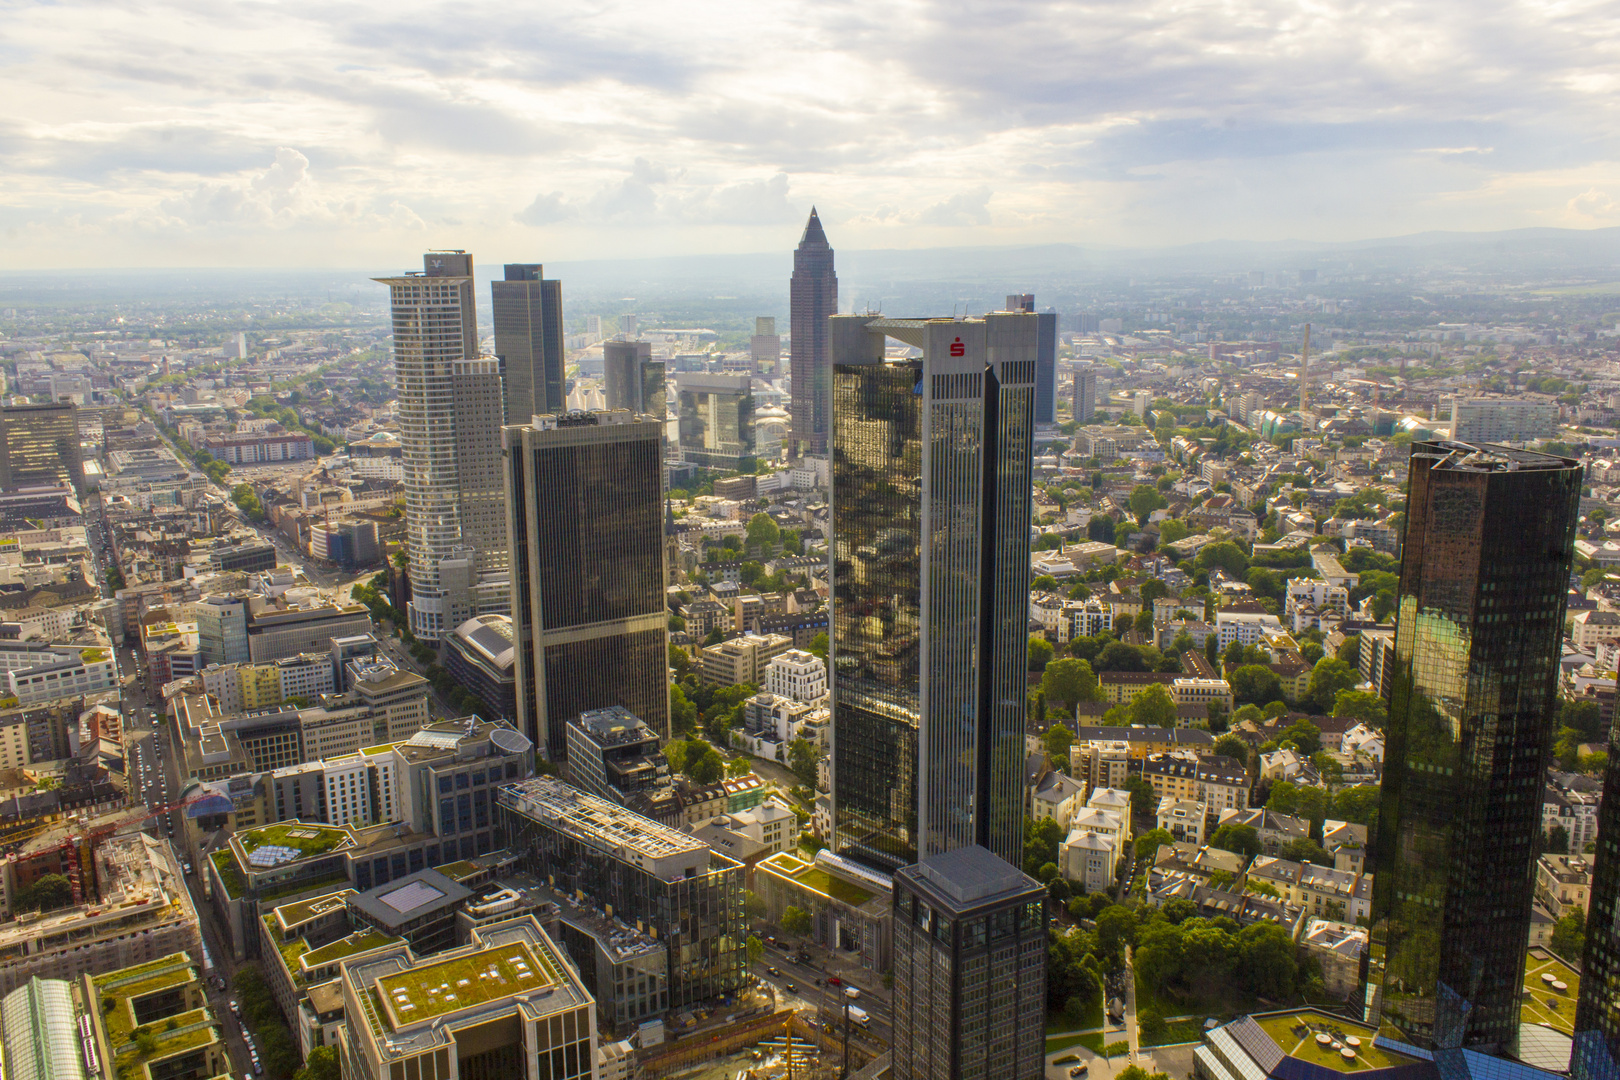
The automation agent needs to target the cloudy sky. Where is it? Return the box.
[3,0,1618,268]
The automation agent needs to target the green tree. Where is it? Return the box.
[1096,905,1137,963]
[726,756,752,778]
[1280,719,1322,756]
[1129,484,1169,525]
[809,632,828,660]
[1333,784,1380,827]
[1305,657,1360,713]
[1546,824,1571,854]
[746,512,780,550]
[687,747,724,785]
[1214,733,1250,764]
[1158,520,1189,546]
[1138,1007,1167,1045]
[13,873,72,913]
[293,1047,341,1080]
[1029,635,1056,672]
[1235,922,1298,998]
[1127,684,1177,727]
[1024,816,1065,877]
[1552,909,1586,959]
[1211,823,1262,859]
[787,738,818,787]
[746,934,764,966]
[1332,689,1386,727]
[1280,837,1334,866]
[1229,664,1284,706]
[1042,658,1101,710]
[1135,827,1174,860]
[745,890,768,919]
[1124,775,1158,817]
[782,905,813,937]
[1044,722,1076,762]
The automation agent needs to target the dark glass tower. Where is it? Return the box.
[830,313,1035,874]
[789,208,837,458]
[1364,441,1581,1055]
[504,410,668,759]
[891,845,1047,1080]
[0,402,80,491]
[492,263,565,422]
[603,340,665,419]
[1577,722,1620,1080]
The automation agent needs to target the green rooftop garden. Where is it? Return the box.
[763,852,873,906]
[303,930,401,969]
[111,1008,219,1076]
[263,915,311,976]
[375,942,563,1028]
[1255,1011,1416,1072]
[1524,949,1579,1034]
[236,822,350,859]
[209,850,244,900]
[270,890,353,929]
[81,648,110,664]
[434,860,480,882]
[360,742,400,756]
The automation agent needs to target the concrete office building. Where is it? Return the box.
[376,251,510,641]
[196,592,251,666]
[1449,398,1559,444]
[1366,442,1582,1054]
[790,209,837,457]
[504,410,668,759]
[603,340,665,418]
[497,777,746,1009]
[891,845,1047,1080]
[564,706,671,806]
[1073,364,1097,424]
[751,316,781,374]
[829,312,1038,874]
[336,916,598,1080]
[492,263,565,422]
[443,614,518,725]
[247,600,373,663]
[1006,294,1059,425]
[0,401,80,492]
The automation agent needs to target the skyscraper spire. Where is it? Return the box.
[790,207,837,458]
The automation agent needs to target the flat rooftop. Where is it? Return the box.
[234,821,352,866]
[500,777,709,865]
[760,852,876,908]
[1252,1012,1419,1073]
[374,940,562,1028]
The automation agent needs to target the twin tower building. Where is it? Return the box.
[380,234,1054,1079]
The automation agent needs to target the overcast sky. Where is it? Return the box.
[4,0,1618,268]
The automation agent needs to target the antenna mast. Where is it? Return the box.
[1300,323,1312,414]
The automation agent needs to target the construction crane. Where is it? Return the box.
[6,789,217,905]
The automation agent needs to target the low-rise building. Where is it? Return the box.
[1536,853,1594,918]
[1299,919,1368,1000]
[1217,807,1309,856]
[699,632,793,687]
[755,849,893,974]
[84,953,230,1080]
[336,916,598,1080]
[1157,797,1208,846]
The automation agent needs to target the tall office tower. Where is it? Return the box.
[377,251,511,641]
[504,409,668,760]
[1072,365,1097,424]
[830,313,1036,874]
[789,208,837,457]
[751,316,781,374]
[1578,718,1620,1080]
[492,263,565,421]
[891,845,1046,1080]
[1006,295,1058,426]
[676,373,757,471]
[0,401,80,490]
[1364,441,1581,1055]
[603,340,665,418]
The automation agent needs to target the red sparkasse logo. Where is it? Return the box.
[949,337,965,357]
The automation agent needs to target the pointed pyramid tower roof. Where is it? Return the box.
[799,207,828,247]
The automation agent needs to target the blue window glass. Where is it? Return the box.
[456,773,470,790]
[472,770,486,786]
[457,792,472,832]
[437,775,452,795]
[439,797,455,834]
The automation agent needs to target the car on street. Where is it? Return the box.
[784,983,796,993]
[1070,1066,1089,1077]
[827,976,841,987]
[766,967,780,977]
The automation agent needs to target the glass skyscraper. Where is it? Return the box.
[1577,725,1620,1080]
[0,401,80,491]
[1364,441,1581,1055]
[891,845,1047,1080]
[603,340,665,419]
[675,374,756,471]
[492,263,565,422]
[503,409,668,759]
[830,313,1036,874]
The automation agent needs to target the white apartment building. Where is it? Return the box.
[1156,797,1207,847]
[1171,678,1234,710]
[1216,607,1283,648]
[1058,598,1114,643]
[1285,578,1350,618]
[1450,398,1559,444]
[0,643,118,705]
[323,754,374,827]
[765,649,827,704]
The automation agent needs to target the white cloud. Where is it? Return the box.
[0,0,1618,265]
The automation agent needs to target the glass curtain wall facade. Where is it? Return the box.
[676,374,756,471]
[0,402,80,491]
[492,263,565,421]
[830,314,1035,876]
[1577,712,1620,1080]
[496,781,745,1009]
[603,340,665,420]
[1364,441,1581,1055]
[789,208,837,457]
[890,845,1047,1080]
[503,410,668,759]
